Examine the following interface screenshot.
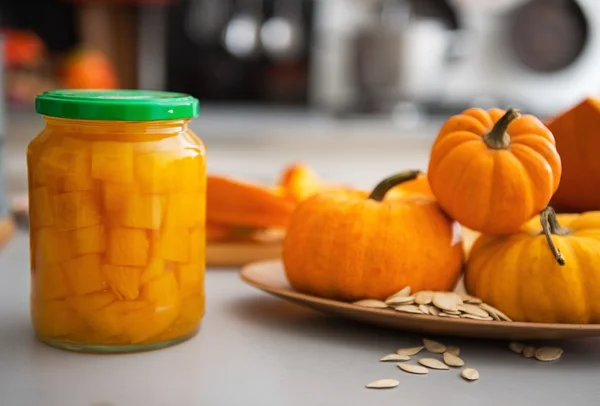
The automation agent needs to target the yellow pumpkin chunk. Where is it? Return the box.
[62,254,107,295]
[122,304,180,344]
[52,191,101,230]
[30,186,55,227]
[160,228,190,263]
[66,291,117,315]
[134,151,179,193]
[106,228,149,266]
[31,300,86,337]
[70,224,105,255]
[33,264,70,300]
[175,263,204,297]
[164,192,203,228]
[35,147,73,185]
[102,182,130,212]
[102,264,142,300]
[140,257,166,285]
[189,227,205,263]
[119,193,165,230]
[36,228,72,264]
[141,271,180,305]
[91,142,134,183]
[169,156,204,192]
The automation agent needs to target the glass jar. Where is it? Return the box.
[28,90,206,353]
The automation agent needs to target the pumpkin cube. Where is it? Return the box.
[36,228,72,265]
[106,227,149,266]
[175,263,204,297]
[66,291,117,315]
[160,228,190,263]
[119,193,165,230]
[102,264,143,300]
[70,224,105,255]
[134,151,179,193]
[141,271,180,306]
[189,227,205,264]
[179,294,205,325]
[102,182,130,212]
[52,191,101,230]
[140,257,166,285]
[164,192,203,228]
[62,254,107,295]
[169,155,205,192]
[123,303,179,344]
[30,187,55,227]
[58,139,93,192]
[92,300,152,342]
[33,264,70,300]
[35,147,72,185]
[91,142,134,183]
[32,300,86,338]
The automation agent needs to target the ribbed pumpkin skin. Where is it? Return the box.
[282,190,464,302]
[465,212,600,324]
[427,107,562,235]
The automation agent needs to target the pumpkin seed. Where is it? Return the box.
[479,303,512,322]
[428,305,440,316]
[443,352,465,367]
[418,358,449,370]
[353,299,388,309]
[423,339,446,354]
[366,379,400,389]
[385,295,415,305]
[459,304,489,318]
[433,292,462,312]
[535,347,563,362]
[394,304,423,314]
[414,291,434,305]
[467,297,483,304]
[439,312,460,318]
[419,304,430,315]
[397,346,424,356]
[398,363,429,375]
[461,368,479,381]
[446,346,460,356]
[460,314,494,321]
[522,346,536,358]
[380,354,411,362]
[509,342,526,354]
[388,286,411,298]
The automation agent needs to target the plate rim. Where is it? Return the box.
[240,259,600,333]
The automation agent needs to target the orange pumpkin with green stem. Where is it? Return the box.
[465,207,600,324]
[282,170,464,301]
[427,107,562,235]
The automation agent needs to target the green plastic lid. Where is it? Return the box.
[35,89,200,121]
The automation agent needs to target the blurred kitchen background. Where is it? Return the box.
[1,0,600,217]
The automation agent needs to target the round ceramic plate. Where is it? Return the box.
[207,241,283,267]
[240,260,600,340]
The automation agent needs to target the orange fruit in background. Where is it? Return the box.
[60,48,119,89]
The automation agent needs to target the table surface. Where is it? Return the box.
[2,232,600,406]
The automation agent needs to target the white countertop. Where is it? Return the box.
[2,232,600,406]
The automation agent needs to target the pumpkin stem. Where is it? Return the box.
[368,170,422,201]
[540,206,569,266]
[483,108,520,149]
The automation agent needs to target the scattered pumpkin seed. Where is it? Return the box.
[428,305,440,316]
[459,304,489,318]
[398,363,429,375]
[522,346,536,358]
[423,339,446,354]
[385,295,415,305]
[418,358,449,370]
[461,368,479,381]
[535,347,563,362]
[394,304,423,314]
[380,354,411,362]
[419,304,430,315]
[509,342,526,354]
[388,286,411,299]
[366,379,400,389]
[353,299,388,309]
[414,291,434,305]
[446,346,460,356]
[433,292,462,312]
[397,346,424,356]
[443,352,465,367]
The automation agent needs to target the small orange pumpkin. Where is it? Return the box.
[428,107,562,235]
[282,171,464,301]
[465,207,600,324]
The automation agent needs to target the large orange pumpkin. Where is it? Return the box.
[465,207,600,324]
[428,107,562,235]
[282,170,464,302]
[547,97,600,212]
